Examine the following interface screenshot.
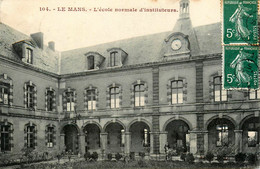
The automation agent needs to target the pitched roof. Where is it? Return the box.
[0,23,59,73]
[60,22,221,74]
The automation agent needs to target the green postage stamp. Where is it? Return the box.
[224,46,259,89]
[223,0,258,45]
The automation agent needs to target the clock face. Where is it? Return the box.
[171,39,182,50]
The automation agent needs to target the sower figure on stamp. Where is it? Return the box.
[229,2,252,40]
[230,49,256,86]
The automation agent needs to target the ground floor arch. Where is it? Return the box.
[165,120,190,153]
[62,124,79,154]
[207,118,235,153]
[129,121,150,153]
[83,123,101,153]
[241,116,260,153]
[105,122,124,153]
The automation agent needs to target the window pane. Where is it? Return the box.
[140,96,145,106]
[71,102,74,111]
[111,99,115,108]
[172,93,177,104]
[135,96,140,107]
[171,82,177,88]
[3,94,8,104]
[177,81,183,88]
[116,98,120,108]
[222,90,227,101]
[178,90,183,103]
[67,103,71,111]
[215,90,220,101]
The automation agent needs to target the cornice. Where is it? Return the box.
[0,55,59,79]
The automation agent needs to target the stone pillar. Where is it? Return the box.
[204,131,208,153]
[125,132,131,155]
[189,131,197,154]
[150,132,154,154]
[100,133,108,153]
[79,134,85,155]
[234,130,243,153]
[60,133,65,149]
[159,132,168,154]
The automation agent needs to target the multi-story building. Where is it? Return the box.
[0,0,259,157]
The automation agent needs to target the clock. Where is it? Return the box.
[171,39,182,50]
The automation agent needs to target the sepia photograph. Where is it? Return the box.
[0,0,259,168]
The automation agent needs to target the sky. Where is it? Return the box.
[0,0,220,51]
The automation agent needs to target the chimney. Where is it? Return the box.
[30,32,44,49]
[48,41,55,51]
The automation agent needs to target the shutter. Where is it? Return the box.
[24,84,27,108]
[33,86,37,110]
[106,88,110,108]
[119,86,122,107]
[63,92,67,111]
[130,85,134,107]
[95,88,99,109]
[53,129,56,146]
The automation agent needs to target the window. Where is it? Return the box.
[171,80,183,104]
[66,92,74,111]
[214,76,227,102]
[248,123,259,147]
[110,52,118,67]
[88,55,95,70]
[110,87,120,108]
[134,84,145,107]
[27,85,35,109]
[87,89,96,110]
[27,126,36,148]
[249,90,260,100]
[1,125,11,151]
[26,48,33,64]
[216,124,229,147]
[0,82,10,105]
[47,91,54,111]
[47,127,54,148]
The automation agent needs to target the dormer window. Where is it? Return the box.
[12,40,36,64]
[107,48,128,67]
[110,52,119,67]
[26,48,33,64]
[85,52,105,70]
[88,55,95,70]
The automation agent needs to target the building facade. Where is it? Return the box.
[0,0,259,158]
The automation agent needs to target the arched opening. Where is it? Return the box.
[62,124,79,154]
[165,120,190,153]
[207,118,235,153]
[241,117,259,153]
[129,122,150,153]
[83,124,101,153]
[105,122,124,153]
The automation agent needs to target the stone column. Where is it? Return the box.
[234,130,243,153]
[125,132,131,155]
[204,131,208,153]
[100,133,108,153]
[79,133,85,156]
[150,132,154,154]
[189,131,197,154]
[159,132,168,154]
[60,134,65,152]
